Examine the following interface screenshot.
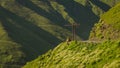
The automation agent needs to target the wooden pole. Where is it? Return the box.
[64,23,80,41]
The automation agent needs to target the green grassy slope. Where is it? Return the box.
[0,41,26,68]
[23,41,120,68]
[89,3,120,41]
[0,22,11,41]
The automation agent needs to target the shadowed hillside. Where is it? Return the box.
[0,6,61,60]
[90,0,111,11]
[16,0,69,26]
[56,0,99,39]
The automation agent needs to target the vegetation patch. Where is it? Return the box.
[23,41,120,68]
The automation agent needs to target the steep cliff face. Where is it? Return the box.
[89,3,120,41]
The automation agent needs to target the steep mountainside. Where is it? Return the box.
[23,41,120,68]
[0,0,120,63]
[89,3,120,41]
[0,0,71,61]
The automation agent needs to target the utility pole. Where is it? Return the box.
[64,23,80,41]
